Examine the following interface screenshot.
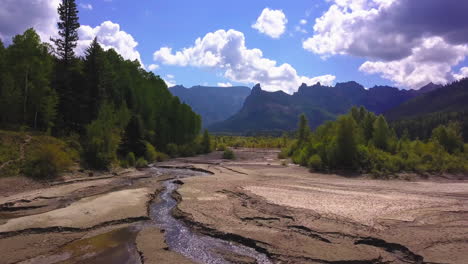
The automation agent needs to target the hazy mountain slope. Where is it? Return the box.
[170,85,251,127]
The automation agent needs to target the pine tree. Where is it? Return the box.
[297,114,310,145]
[372,115,390,151]
[83,38,105,123]
[51,0,80,64]
[336,115,358,168]
[201,129,211,153]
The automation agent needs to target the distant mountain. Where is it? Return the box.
[169,85,251,127]
[417,82,443,94]
[209,81,431,133]
[385,78,468,120]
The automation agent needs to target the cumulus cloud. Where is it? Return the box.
[153,29,335,93]
[454,67,468,80]
[300,19,307,25]
[304,0,468,88]
[77,21,143,65]
[360,37,468,88]
[252,8,288,39]
[0,0,59,43]
[148,64,159,71]
[217,82,233,87]
[0,1,144,68]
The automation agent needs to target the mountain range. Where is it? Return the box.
[169,85,251,127]
[208,81,436,133]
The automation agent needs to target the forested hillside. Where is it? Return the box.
[0,1,203,175]
[387,78,468,141]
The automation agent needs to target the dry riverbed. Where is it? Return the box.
[0,149,467,263]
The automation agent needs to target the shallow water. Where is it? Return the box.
[149,166,272,264]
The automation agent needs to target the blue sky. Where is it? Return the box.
[1,0,468,93]
[77,0,389,89]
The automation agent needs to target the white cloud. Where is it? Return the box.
[148,64,159,71]
[300,19,307,25]
[77,21,143,65]
[0,0,60,43]
[164,74,176,87]
[304,0,468,88]
[153,29,335,94]
[360,37,468,88]
[0,1,144,68]
[79,3,93,10]
[217,82,233,87]
[454,67,468,80]
[252,8,288,39]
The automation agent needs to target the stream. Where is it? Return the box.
[149,166,272,264]
[16,167,272,264]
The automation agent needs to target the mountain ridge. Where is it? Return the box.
[208,81,439,133]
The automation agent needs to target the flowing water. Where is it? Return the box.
[149,166,272,264]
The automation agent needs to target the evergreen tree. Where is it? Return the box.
[362,111,376,142]
[51,0,80,64]
[335,115,358,168]
[372,115,390,151]
[201,129,211,153]
[82,38,106,123]
[297,114,310,145]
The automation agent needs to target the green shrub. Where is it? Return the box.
[126,152,136,167]
[154,151,169,162]
[144,142,158,162]
[278,148,288,159]
[223,149,235,159]
[308,154,322,171]
[166,143,178,158]
[179,144,197,157]
[24,144,72,179]
[292,147,309,166]
[217,144,227,151]
[135,157,148,168]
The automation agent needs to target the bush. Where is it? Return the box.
[24,144,72,179]
[217,143,227,151]
[223,149,235,160]
[308,154,322,171]
[135,157,148,168]
[166,143,179,158]
[292,147,309,166]
[278,148,288,159]
[144,142,158,162]
[154,151,169,162]
[179,144,197,157]
[126,152,136,167]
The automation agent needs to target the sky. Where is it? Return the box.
[1,0,468,93]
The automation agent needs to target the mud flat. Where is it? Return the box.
[0,148,467,263]
[164,148,468,264]
[0,169,194,264]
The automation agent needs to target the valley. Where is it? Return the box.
[1,149,467,264]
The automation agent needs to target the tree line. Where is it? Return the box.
[0,0,207,173]
[284,107,468,176]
